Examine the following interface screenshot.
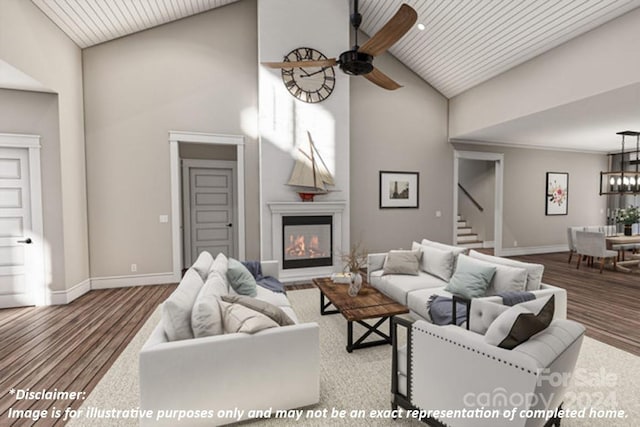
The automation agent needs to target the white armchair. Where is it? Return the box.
[392,299,585,427]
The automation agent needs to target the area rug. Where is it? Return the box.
[68,288,640,426]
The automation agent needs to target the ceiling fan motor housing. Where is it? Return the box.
[339,50,374,75]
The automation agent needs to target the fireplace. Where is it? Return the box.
[282,215,333,269]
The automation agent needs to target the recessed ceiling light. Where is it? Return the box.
[417,23,425,31]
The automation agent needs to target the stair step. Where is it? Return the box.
[458,241,484,249]
[457,234,479,243]
[457,227,474,235]
[457,221,467,227]
[457,215,462,221]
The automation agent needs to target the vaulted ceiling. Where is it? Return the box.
[29,0,640,151]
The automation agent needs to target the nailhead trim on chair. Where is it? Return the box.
[413,326,536,375]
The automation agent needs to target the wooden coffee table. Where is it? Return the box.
[313,277,409,352]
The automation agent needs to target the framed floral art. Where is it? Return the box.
[546,172,568,215]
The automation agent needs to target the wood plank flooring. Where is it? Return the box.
[0,251,638,426]
[0,284,176,427]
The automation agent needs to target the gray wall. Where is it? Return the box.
[453,143,608,250]
[350,39,451,252]
[82,0,259,277]
[0,89,65,291]
[458,159,495,243]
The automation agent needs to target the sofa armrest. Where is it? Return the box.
[366,252,387,281]
[534,283,567,320]
[140,322,319,426]
[261,260,279,279]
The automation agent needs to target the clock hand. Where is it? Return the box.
[299,67,328,78]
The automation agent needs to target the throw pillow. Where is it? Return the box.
[191,251,214,281]
[484,295,555,350]
[210,252,230,291]
[221,295,294,326]
[444,254,496,299]
[463,256,528,296]
[191,275,224,338]
[382,250,421,276]
[162,269,204,341]
[226,258,258,297]
[219,300,279,334]
[469,250,544,291]
[412,241,455,281]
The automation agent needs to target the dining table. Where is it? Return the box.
[605,234,640,272]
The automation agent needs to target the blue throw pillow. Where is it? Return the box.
[445,254,496,299]
[226,258,258,297]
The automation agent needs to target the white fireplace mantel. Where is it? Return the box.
[268,201,347,282]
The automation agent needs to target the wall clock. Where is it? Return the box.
[281,47,335,103]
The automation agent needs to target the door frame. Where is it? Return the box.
[453,150,504,256]
[182,159,238,266]
[169,131,245,281]
[0,133,46,306]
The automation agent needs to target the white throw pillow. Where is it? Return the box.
[469,250,544,291]
[484,295,555,350]
[486,263,528,296]
[421,239,468,269]
[210,252,230,291]
[219,301,279,334]
[191,251,214,281]
[191,274,226,338]
[162,269,204,341]
[412,241,454,281]
[383,250,421,275]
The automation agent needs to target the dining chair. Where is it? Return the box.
[566,227,581,264]
[574,231,617,273]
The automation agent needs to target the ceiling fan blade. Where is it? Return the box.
[262,58,337,69]
[359,4,418,57]
[362,67,402,90]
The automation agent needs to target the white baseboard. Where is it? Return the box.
[91,272,177,289]
[500,244,569,257]
[49,278,91,305]
[483,240,495,248]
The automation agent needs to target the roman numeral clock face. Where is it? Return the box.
[281,48,335,103]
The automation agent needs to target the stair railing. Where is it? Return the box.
[458,183,484,212]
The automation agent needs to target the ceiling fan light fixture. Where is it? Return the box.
[339,50,374,75]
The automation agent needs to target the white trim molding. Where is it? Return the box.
[169,131,246,281]
[48,278,91,305]
[91,272,176,289]
[454,150,504,256]
[500,244,569,257]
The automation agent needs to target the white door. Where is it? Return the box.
[187,167,235,264]
[0,147,36,308]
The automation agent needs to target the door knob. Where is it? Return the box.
[17,238,32,244]
[228,223,233,227]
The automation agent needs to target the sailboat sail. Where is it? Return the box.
[287,131,334,193]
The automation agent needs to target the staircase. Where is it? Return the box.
[457,215,483,249]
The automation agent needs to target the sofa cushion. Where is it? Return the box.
[254,285,291,308]
[162,268,204,341]
[464,255,528,295]
[371,270,445,305]
[412,241,454,281]
[227,258,258,297]
[383,250,421,276]
[445,254,495,299]
[210,252,230,291]
[191,275,224,338]
[406,288,453,321]
[485,295,555,350]
[191,251,214,281]
[421,239,468,261]
[469,250,544,291]
[280,306,299,324]
[219,300,279,334]
[221,295,294,326]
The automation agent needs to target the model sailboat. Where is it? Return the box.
[287,131,335,201]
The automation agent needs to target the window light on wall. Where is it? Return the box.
[600,131,640,195]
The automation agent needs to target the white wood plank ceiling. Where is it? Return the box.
[31,0,640,97]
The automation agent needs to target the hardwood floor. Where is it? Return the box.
[0,252,638,426]
[0,284,176,427]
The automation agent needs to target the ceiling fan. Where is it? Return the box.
[263,1,418,91]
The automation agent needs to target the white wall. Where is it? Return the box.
[83,0,260,277]
[258,0,350,258]
[0,0,89,290]
[450,7,640,139]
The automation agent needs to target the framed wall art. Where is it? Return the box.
[379,171,419,209]
[546,172,568,215]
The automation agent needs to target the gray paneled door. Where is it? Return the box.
[0,147,36,308]
[187,167,235,265]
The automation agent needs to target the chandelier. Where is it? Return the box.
[600,131,640,195]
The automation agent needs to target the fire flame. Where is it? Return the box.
[285,234,327,258]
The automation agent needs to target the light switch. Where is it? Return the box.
[435,210,442,217]
[159,215,169,223]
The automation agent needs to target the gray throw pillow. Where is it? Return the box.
[485,295,555,350]
[226,258,258,297]
[218,301,279,334]
[444,254,496,299]
[221,295,294,326]
[382,250,421,276]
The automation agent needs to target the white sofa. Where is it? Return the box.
[139,253,320,426]
[367,240,567,322]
